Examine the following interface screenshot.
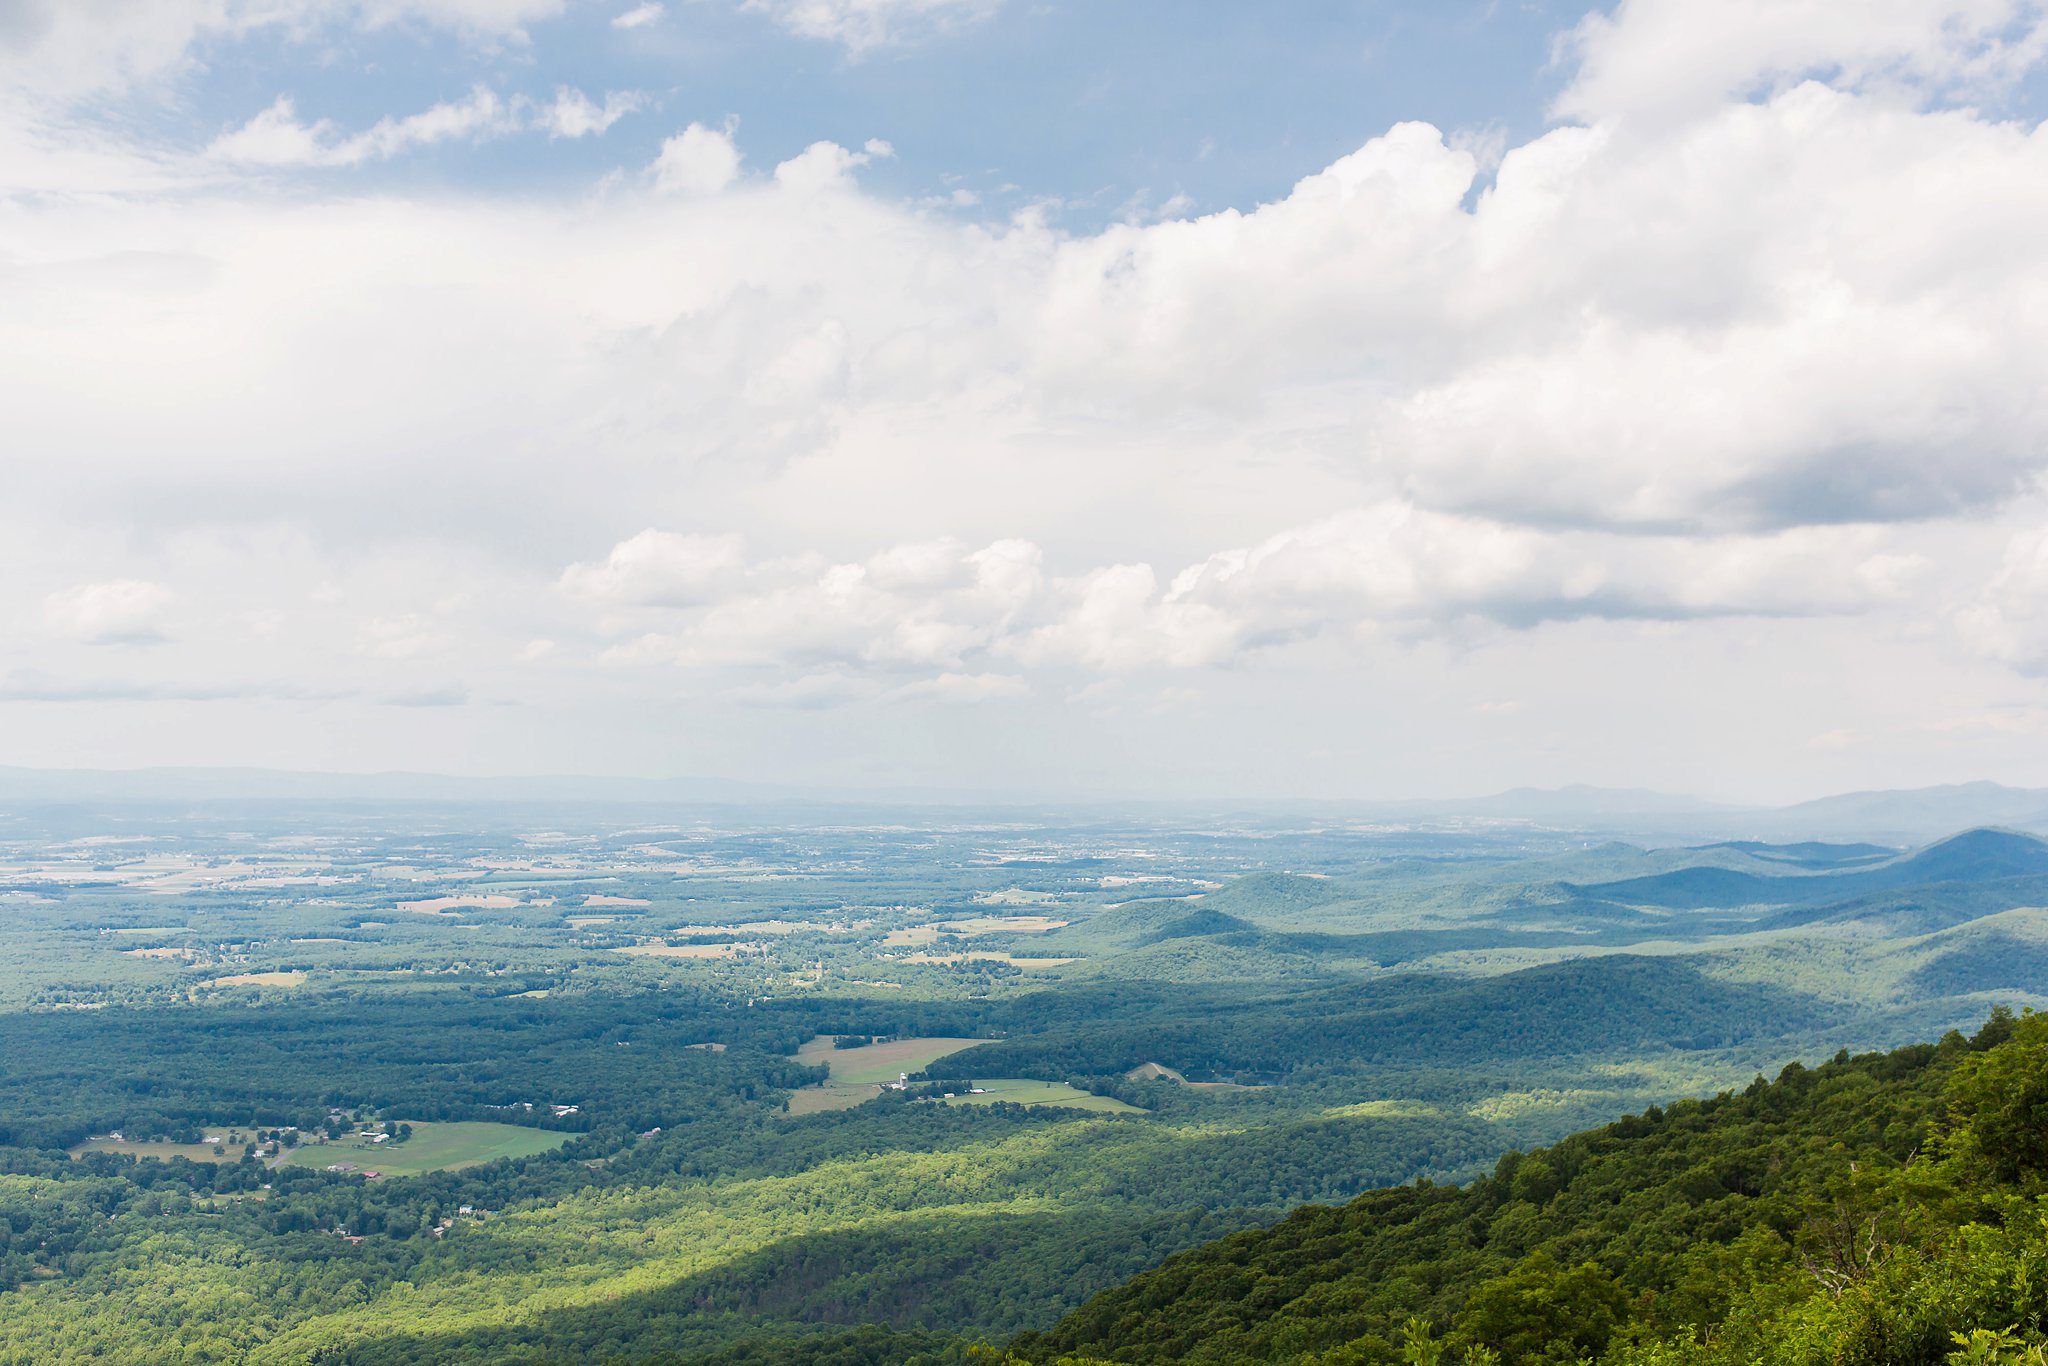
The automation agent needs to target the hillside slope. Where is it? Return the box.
[1011,1010,2048,1366]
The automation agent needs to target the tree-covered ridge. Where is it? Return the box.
[1013,1010,2048,1366]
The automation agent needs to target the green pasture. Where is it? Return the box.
[281,1121,569,1176]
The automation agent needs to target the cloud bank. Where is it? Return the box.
[4,0,2048,794]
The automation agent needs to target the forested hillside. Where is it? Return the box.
[1014,1008,2048,1366]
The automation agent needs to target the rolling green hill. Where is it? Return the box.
[1011,1010,2048,1366]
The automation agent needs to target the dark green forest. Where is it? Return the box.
[1012,1007,2048,1366]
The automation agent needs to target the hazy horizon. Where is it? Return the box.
[9,759,2048,826]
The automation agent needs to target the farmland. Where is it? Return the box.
[204,970,307,988]
[784,1035,988,1112]
[280,1121,571,1176]
[938,1079,1146,1113]
[800,1035,989,1084]
[10,804,2048,1362]
[71,1126,270,1164]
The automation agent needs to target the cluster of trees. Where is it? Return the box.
[0,988,845,1150]
[927,957,1831,1085]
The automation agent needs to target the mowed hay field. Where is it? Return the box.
[204,971,307,988]
[795,1035,986,1084]
[940,1079,1144,1113]
[280,1121,571,1176]
[783,1035,988,1114]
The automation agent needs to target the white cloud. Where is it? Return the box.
[540,88,646,139]
[44,580,175,645]
[11,6,2048,785]
[554,512,1922,682]
[651,120,743,193]
[1558,0,2048,122]
[743,0,1000,53]
[209,87,521,167]
[560,531,748,605]
[772,137,893,192]
[0,0,564,102]
[612,2,664,28]
[203,84,644,169]
[1961,523,2048,673]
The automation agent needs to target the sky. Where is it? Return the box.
[6,0,2048,803]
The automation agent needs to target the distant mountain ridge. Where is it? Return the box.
[5,766,2048,842]
[1576,828,2048,909]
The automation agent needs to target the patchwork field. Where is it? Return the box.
[280,1121,571,1176]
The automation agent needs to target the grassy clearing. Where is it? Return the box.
[204,971,307,988]
[1321,1099,1446,1119]
[394,895,521,914]
[796,1035,985,1084]
[974,889,1057,905]
[281,1121,569,1176]
[72,1129,267,1164]
[783,1087,872,1116]
[902,951,1080,968]
[1123,1061,1264,1090]
[939,915,1069,935]
[782,1036,989,1116]
[612,943,737,959]
[938,1079,1144,1114]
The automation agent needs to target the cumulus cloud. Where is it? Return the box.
[24,84,2048,554]
[1558,0,2048,122]
[44,580,174,645]
[0,0,565,102]
[772,137,893,191]
[558,512,1923,682]
[208,85,640,167]
[1961,523,2048,673]
[611,2,664,28]
[560,531,748,605]
[539,88,647,139]
[651,120,743,193]
[743,0,1001,53]
[9,0,2048,779]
